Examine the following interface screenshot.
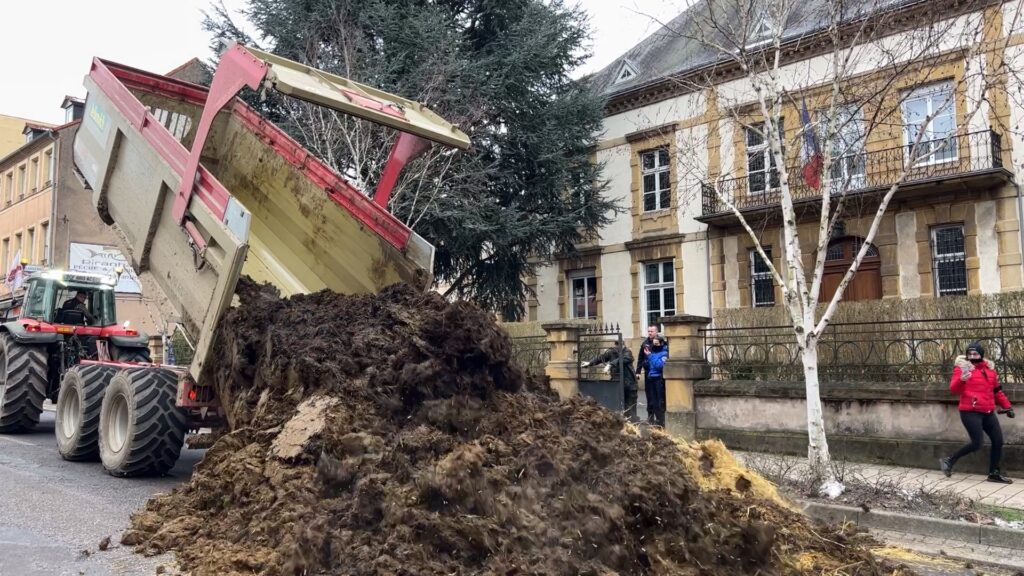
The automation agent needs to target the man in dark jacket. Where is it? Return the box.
[582,341,639,422]
[635,324,669,377]
[635,324,668,423]
[60,291,95,324]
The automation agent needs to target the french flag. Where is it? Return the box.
[800,98,824,190]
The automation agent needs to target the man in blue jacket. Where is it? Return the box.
[644,335,668,428]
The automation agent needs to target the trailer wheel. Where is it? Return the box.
[112,347,152,364]
[99,368,186,477]
[55,364,119,461]
[0,333,49,433]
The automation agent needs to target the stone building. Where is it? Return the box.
[528,0,1024,346]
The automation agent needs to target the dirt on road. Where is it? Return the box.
[122,282,914,576]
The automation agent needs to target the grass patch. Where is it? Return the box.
[976,504,1024,522]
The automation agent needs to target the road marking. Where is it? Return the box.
[0,436,36,446]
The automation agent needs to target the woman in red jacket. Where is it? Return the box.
[940,342,1015,483]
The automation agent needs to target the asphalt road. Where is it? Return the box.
[2,410,1020,576]
[0,410,204,576]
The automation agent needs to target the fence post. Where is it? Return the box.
[541,321,584,400]
[659,314,712,439]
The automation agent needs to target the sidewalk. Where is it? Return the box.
[732,450,1024,510]
[633,392,1024,509]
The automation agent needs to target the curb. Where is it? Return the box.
[799,500,1024,550]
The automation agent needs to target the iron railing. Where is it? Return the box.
[576,323,626,414]
[702,315,1024,384]
[509,335,550,376]
[701,129,1004,217]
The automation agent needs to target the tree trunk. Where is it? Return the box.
[800,343,833,479]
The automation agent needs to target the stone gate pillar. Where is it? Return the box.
[659,314,711,439]
[541,321,584,400]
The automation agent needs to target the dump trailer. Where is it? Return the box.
[0,43,468,477]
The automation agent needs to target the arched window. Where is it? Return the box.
[820,236,882,302]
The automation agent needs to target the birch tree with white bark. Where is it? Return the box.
[656,0,1023,492]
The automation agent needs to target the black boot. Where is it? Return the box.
[987,469,1013,484]
[939,457,953,478]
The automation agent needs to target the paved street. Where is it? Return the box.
[0,410,203,576]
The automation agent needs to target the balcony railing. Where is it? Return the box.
[701,129,1006,218]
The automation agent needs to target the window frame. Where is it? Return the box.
[750,248,776,308]
[614,61,638,85]
[568,269,598,320]
[25,227,34,263]
[642,260,676,328]
[746,121,783,195]
[639,148,672,212]
[44,149,54,185]
[931,224,968,297]
[819,105,866,192]
[41,221,50,265]
[901,81,958,167]
[17,165,26,198]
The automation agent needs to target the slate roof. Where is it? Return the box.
[591,0,933,100]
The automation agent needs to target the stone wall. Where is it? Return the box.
[696,380,1024,474]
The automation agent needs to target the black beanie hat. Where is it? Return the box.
[966,341,985,358]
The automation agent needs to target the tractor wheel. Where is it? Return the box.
[55,364,119,461]
[98,368,186,477]
[112,347,152,364]
[0,333,49,433]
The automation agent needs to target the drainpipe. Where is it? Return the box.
[1015,179,1024,286]
[705,230,713,320]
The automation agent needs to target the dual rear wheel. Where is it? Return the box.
[56,364,186,476]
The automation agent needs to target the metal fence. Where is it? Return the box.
[577,324,625,412]
[701,129,1004,217]
[509,335,550,376]
[702,315,1024,384]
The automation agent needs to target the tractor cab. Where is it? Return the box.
[19,270,118,328]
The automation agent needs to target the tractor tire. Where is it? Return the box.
[98,368,186,477]
[55,364,119,461]
[0,333,49,433]
[112,347,152,364]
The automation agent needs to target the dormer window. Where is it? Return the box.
[613,61,639,85]
[61,96,85,123]
[746,14,775,48]
[753,17,772,40]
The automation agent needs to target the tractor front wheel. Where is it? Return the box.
[55,364,119,461]
[0,333,49,433]
[99,368,186,477]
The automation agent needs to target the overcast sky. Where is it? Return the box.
[1,1,682,124]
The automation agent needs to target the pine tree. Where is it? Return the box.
[204,0,618,318]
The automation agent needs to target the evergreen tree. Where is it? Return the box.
[204,0,617,319]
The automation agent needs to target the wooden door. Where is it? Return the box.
[819,237,882,303]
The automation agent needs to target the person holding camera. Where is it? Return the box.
[940,342,1015,484]
[643,335,668,428]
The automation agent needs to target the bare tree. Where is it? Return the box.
[648,0,1024,491]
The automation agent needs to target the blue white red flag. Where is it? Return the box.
[800,98,824,190]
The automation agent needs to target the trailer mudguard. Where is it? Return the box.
[107,334,150,349]
[1,322,63,345]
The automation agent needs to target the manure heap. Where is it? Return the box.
[124,282,911,576]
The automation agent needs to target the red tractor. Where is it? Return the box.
[0,268,183,476]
